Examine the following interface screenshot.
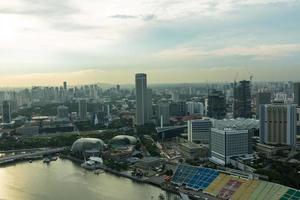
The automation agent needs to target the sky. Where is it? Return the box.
[0,0,300,87]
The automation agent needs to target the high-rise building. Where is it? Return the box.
[147,88,153,120]
[169,101,187,116]
[78,98,88,120]
[207,90,226,119]
[259,101,297,147]
[210,128,252,165]
[171,92,180,102]
[256,91,271,119]
[2,100,11,123]
[57,105,69,119]
[186,101,204,116]
[293,82,300,106]
[135,73,148,125]
[233,80,252,118]
[188,119,212,144]
[63,81,67,90]
[158,102,170,126]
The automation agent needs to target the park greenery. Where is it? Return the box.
[255,160,300,189]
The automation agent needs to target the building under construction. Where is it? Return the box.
[233,80,252,118]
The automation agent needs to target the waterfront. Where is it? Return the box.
[0,159,179,200]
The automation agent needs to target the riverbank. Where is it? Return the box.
[0,159,173,200]
[61,155,181,197]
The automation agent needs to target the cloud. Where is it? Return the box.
[0,0,300,85]
[110,14,138,19]
[0,0,77,17]
[155,44,300,59]
[110,14,156,21]
[142,14,156,21]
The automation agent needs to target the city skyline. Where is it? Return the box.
[1,0,300,86]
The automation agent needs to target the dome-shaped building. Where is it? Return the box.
[109,135,137,148]
[71,138,105,158]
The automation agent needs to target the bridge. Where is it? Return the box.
[156,125,187,139]
[0,147,66,165]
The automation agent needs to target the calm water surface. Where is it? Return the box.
[0,159,179,200]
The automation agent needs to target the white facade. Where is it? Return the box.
[259,103,297,147]
[188,119,212,144]
[210,128,252,165]
[186,101,204,116]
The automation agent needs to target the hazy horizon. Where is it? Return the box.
[0,0,300,86]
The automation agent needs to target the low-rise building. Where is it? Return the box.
[135,157,165,171]
[256,143,291,158]
[16,124,39,135]
[179,141,209,160]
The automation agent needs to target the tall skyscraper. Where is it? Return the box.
[293,82,300,106]
[256,91,271,119]
[2,100,11,123]
[63,81,67,90]
[188,119,212,144]
[147,88,153,120]
[233,80,252,118]
[158,101,170,126]
[135,73,148,125]
[207,90,226,119]
[78,98,88,120]
[259,101,297,147]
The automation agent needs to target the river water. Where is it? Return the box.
[0,159,179,200]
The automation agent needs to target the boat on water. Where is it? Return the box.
[81,157,103,170]
[94,169,104,175]
[43,157,51,163]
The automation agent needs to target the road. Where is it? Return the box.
[0,147,66,164]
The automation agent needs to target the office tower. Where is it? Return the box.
[207,90,226,119]
[178,101,187,116]
[169,102,179,116]
[233,80,252,118]
[171,92,180,102]
[63,81,67,90]
[158,102,170,126]
[297,108,300,134]
[135,73,148,125]
[259,101,297,146]
[256,91,271,119]
[188,119,212,144]
[294,82,300,106]
[57,105,69,119]
[147,88,153,119]
[186,101,204,116]
[210,128,252,165]
[78,98,88,120]
[2,100,11,123]
[116,84,120,91]
[169,101,187,116]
